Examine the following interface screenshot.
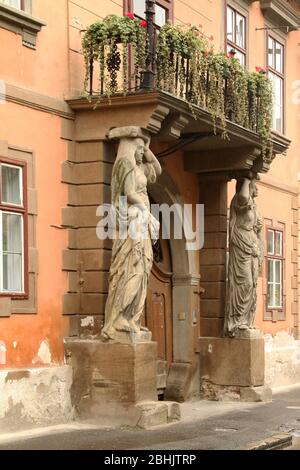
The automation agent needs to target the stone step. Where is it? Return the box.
[136,401,181,429]
[157,372,167,390]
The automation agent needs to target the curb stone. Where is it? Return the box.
[241,433,292,450]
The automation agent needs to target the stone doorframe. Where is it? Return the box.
[149,170,201,401]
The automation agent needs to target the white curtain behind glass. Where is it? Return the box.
[2,213,23,292]
[1,165,21,205]
[0,0,21,9]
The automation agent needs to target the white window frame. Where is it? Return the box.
[1,163,23,208]
[226,3,247,67]
[0,162,25,295]
[267,34,285,134]
[130,0,172,28]
[267,258,282,308]
[267,228,283,309]
[0,211,24,294]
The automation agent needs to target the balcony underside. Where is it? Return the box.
[68,90,290,177]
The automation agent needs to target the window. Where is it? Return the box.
[226,4,246,67]
[0,160,27,296]
[267,35,284,133]
[267,228,283,309]
[0,0,45,49]
[125,0,173,28]
[0,0,23,9]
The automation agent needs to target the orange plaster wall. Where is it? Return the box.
[0,0,69,99]
[174,0,223,50]
[0,102,69,369]
[68,0,123,93]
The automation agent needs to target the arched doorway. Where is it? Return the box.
[145,173,200,400]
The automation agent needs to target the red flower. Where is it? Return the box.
[140,20,147,28]
[255,66,266,73]
[198,24,203,29]
[227,49,236,58]
[126,12,135,19]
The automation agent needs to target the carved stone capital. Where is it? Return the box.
[172,273,201,287]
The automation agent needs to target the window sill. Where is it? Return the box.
[260,0,300,31]
[0,3,46,49]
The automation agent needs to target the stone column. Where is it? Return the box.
[199,178,227,337]
[164,273,201,402]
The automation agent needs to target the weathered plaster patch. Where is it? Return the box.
[0,342,6,365]
[265,332,300,387]
[80,316,95,328]
[33,340,51,365]
[0,366,73,431]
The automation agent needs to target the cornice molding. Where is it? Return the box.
[0,3,46,48]
[260,0,300,30]
[0,82,74,120]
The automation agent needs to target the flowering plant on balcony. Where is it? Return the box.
[156,24,272,154]
[82,17,273,158]
[156,24,211,102]
[82,14,147,95]
[247,71,273,158]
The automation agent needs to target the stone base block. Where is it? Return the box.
[164,362,193,402]
[201,380,272,402]
[199,336,265,387]
[65,337,174,426]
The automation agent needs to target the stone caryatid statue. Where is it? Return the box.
[101,126,162,341]
[224,176,264,338]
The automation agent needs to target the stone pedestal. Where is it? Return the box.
[65,337,181,427]
[199,334,272,402]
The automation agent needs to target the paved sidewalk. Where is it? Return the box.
[0,384,300,450]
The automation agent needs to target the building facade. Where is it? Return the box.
[0,0,299,428]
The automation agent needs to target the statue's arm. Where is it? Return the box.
[123,172,147,208]
[237,178,251,206]
[144,148,162,177]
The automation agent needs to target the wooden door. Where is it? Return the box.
[146,238,173,365]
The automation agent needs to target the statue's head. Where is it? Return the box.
[134,137,145,165]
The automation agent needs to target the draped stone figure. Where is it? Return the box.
[101,127,162,340]
[224,177,264,337]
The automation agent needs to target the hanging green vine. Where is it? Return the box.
[82,14,147,98]
[82,17,273,157]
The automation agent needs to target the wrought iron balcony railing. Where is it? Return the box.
[82,14,273,157]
